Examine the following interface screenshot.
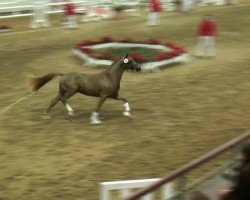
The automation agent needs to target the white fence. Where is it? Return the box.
[0,0,142,27]
[198,0,239,5]
[0,1,88,19]
[0,0,239,20]
[100,178,174,200]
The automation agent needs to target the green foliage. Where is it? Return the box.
[96,47,161,61]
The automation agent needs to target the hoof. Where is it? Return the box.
[90,119,102,125]
[123,111,132,117]
[68,111,75,116]
[90,112,102,124]
[42,115,51,119]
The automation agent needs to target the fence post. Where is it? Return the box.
[162,183,174,200]
[178,176,186,200]
[120,189,131,199]
[142,193,154,200]
[30,1,50,28]
[100,183,109,200]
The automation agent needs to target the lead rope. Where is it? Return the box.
[0,92,36,119]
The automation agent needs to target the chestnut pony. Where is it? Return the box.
[29,53,141,124]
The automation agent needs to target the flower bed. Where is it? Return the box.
[72,37,188,72]
[0,25,11,33]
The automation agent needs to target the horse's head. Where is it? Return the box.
[121,53,141,72]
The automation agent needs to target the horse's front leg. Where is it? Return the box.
[90,94,107,124]
[113,96,132,117]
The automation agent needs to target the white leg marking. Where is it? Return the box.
[124,102,130,111]
[123,102,132,117]
[65,103,74,116]
[90,112,102,124]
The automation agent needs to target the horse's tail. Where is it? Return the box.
[28,73,63,92]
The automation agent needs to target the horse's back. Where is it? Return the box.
[60,72,104,96]
[59,72,85,91]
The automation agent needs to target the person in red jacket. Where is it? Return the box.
[146,0,162,26]
[63,0,78,29]
[195,14,217,57]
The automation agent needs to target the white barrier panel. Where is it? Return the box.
[31,1,50,28]
[99,178,174,200]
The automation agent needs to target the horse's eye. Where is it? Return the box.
[123,58,129,64]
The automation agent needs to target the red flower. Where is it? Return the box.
[75,38,186,63]
[165,43,186,54]
[100,37,114,43]
[119,38,134,43]
[170,50,179,56]
[79,40,94,46]
[175,47,185,54]
[0,25,11,29]
[165,42,177,48]
[111,56,120,61]
[153,52,173,61]
[132,39,144,44]
[130,53,146,62]
[80,47,94,54]
[146,39,160,44]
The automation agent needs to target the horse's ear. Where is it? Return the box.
[125,52,128,58]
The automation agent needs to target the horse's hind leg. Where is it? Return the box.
[45,95,60,115]
[59,91,76,116]
[90,94,107,124]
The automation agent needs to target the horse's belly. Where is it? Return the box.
[78,87,100,97]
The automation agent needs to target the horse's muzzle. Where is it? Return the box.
[135,64,141,72]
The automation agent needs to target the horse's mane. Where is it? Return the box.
[106,57,121,71]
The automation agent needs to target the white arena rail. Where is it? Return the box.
[0,1,142,28]
[99,178,174,200]
[198,0,239,5]
[0,0,240,20]
[0,5,33,18]
[0,1,88,19]
[0,0,142,20]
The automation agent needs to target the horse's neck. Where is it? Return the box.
[107,60,125,83]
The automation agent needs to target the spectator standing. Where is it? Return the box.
[63,0,78,29]
[146,0,162,26]
[195,14,217,58]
